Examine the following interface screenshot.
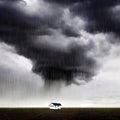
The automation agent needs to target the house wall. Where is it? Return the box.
[49,105,61,109]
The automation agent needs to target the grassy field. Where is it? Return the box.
[0,108,120,120]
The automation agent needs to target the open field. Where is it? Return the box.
[0,108,120,120]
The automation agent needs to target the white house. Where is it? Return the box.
[49,103,62,109]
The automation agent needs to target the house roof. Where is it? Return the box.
[50,103,62,106]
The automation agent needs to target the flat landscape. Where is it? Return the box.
[0,108,120,120]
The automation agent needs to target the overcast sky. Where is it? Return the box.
[0,0,120,107]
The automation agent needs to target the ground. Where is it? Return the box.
[0,108,120,120]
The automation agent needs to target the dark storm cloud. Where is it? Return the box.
[62,25,80,37]
[0,0,25,2]
[32,43,96,85]
[0,1,97,86]
[72,0,120,36]
[45,0,79,5]
[47,0,120,37]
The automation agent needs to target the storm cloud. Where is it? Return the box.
[0,0,119,86]
[47,0,120,36]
